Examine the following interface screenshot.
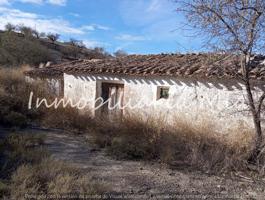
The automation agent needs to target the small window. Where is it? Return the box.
[157,86,169,100]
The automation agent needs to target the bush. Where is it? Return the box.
[10,158,107,199]
[0,133,48,179]
[0,132,108,199]
[0,31,52,66]
[0,180,9,198]
[0,67,94,131]
[3,111,27,128]
[0,67,58,128]
[110,136,156,160]
[41,106,92,133]
[90,116,253,172]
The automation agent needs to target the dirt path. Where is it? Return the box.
[42,130,264,199]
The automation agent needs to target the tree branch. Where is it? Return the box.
[239,6,262,14]
[203,6,245,51]
[257,92,265,117]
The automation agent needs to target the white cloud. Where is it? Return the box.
[81,24,110,32]
[0,0,10,5]
[47,0,66,6]
[119,0,181,42]
[69,12,80,17]
[20,0,43,4]
[119,0,172,26]
[20,0,67,6]
[81,25,95,31]
[83,39,109,48]
[0,7,84,34]
[92,24,110,31]
[0,7,111,37]
[146,0,160,12]
[115,34,146,41]
[0,7,38,18]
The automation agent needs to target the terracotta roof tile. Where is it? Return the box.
[25,53,265,81]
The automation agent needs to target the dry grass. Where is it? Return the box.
[0,132,108,199]
[0,67,261,174]
[0,133,48,180]
[0,67,50,128]
[0,132,48,198]
[40,106,92,133]
[0,67,92,131]
[90,115,254,173]
[10,158,108,200]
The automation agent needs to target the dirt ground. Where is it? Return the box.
[29,129,264,200]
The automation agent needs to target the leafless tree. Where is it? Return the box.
[175,0,265,163]
[4,23,16,32]
[114,49,128,58]
[18,25,34,37]
[32,29,40,39]
[39,32,46,38]
[69,38,85,48]
[47,33,60,43]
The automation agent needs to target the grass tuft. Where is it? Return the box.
[90,115,254,172]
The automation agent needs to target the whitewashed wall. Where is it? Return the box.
[64,73,265,137]
[25,76,63,97]
[64,74,96,115]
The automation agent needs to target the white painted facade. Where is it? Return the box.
[64,73,265,137]
[25,76,63,97]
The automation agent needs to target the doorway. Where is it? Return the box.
[101,82,124,120]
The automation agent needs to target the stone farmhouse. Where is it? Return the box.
[26,53,265,136]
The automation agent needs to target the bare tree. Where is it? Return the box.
[114,49,128,57]
[39,32,46,38]
[176,0,265,163]
[89,47,111,59]
[18,25,34,37]
[69,38,85,48]
[32,29,40,39]
[4,23,16,32]
[47,33,60,43]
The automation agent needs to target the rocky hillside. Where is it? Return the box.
[0,29,111,67]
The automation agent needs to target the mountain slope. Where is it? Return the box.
[0,30,111,67]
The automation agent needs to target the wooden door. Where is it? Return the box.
[101,83,124,120]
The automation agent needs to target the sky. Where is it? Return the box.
[0,0,204,54]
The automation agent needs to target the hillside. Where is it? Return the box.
[0,30,111,67]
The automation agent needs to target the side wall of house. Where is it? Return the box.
[25,76,63,97]
[64,73,264,137]
[64,74,97,115]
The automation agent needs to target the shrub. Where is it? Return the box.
[0,67,94,131]
[1,132,108,199]
[0,31,52,66]
[0,180,9,198]
[0,133,48,179]
[109,135,156,160]
[0,132,49,199]
[10,158,107,199]
[3,111,27,128]
[41,106,92,133]
[90,116,253,172]
[0,67,59,128]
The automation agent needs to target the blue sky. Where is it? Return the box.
[0,0,204,54]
